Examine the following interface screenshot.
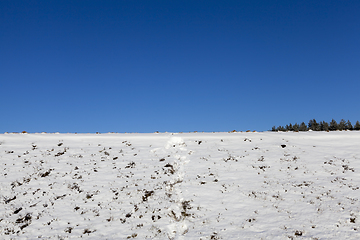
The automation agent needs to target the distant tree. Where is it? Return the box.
[293,123,300,132]
[299,122,308,131]
[308,119,314,130]
[271,126,276,131]
[354,121,360,130]
[285,123,294,131]
[338,119,346,131]
[276,126,286,132]
[329,119,338,131]
[320,121,329,131]
[308,119,320,131]
[345,120,353,130]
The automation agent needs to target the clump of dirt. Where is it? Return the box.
[142,190,154,202]
[15,213,32,230]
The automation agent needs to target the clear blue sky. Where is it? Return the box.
[1,1,359,133]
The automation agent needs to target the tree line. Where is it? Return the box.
[271,119,360,132]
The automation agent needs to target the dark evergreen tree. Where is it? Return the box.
[308,119,320,131]
[354,121,360,130]
[338,119,346,131]
[320,121,329,131]
[345,120,353,130]
[276,126,286,132]
[271,126,276,131]
[299,122,307,131]
[285,123,294,131]
[293,123,299,132]
[308,119,314,130]
[329,119,338,131]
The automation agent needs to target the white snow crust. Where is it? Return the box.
[1,131,360,239]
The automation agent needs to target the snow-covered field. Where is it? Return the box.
[1,131,360,239]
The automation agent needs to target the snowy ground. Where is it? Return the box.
[1,131,360,239]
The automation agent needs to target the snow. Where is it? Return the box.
[1,131,360,239]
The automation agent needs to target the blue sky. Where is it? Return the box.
[1,1,359,133]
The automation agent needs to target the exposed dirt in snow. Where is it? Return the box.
[1,132,360,239]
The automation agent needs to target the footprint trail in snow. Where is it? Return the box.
[165,137,191,240]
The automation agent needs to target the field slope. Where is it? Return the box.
[1,132,360,239]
